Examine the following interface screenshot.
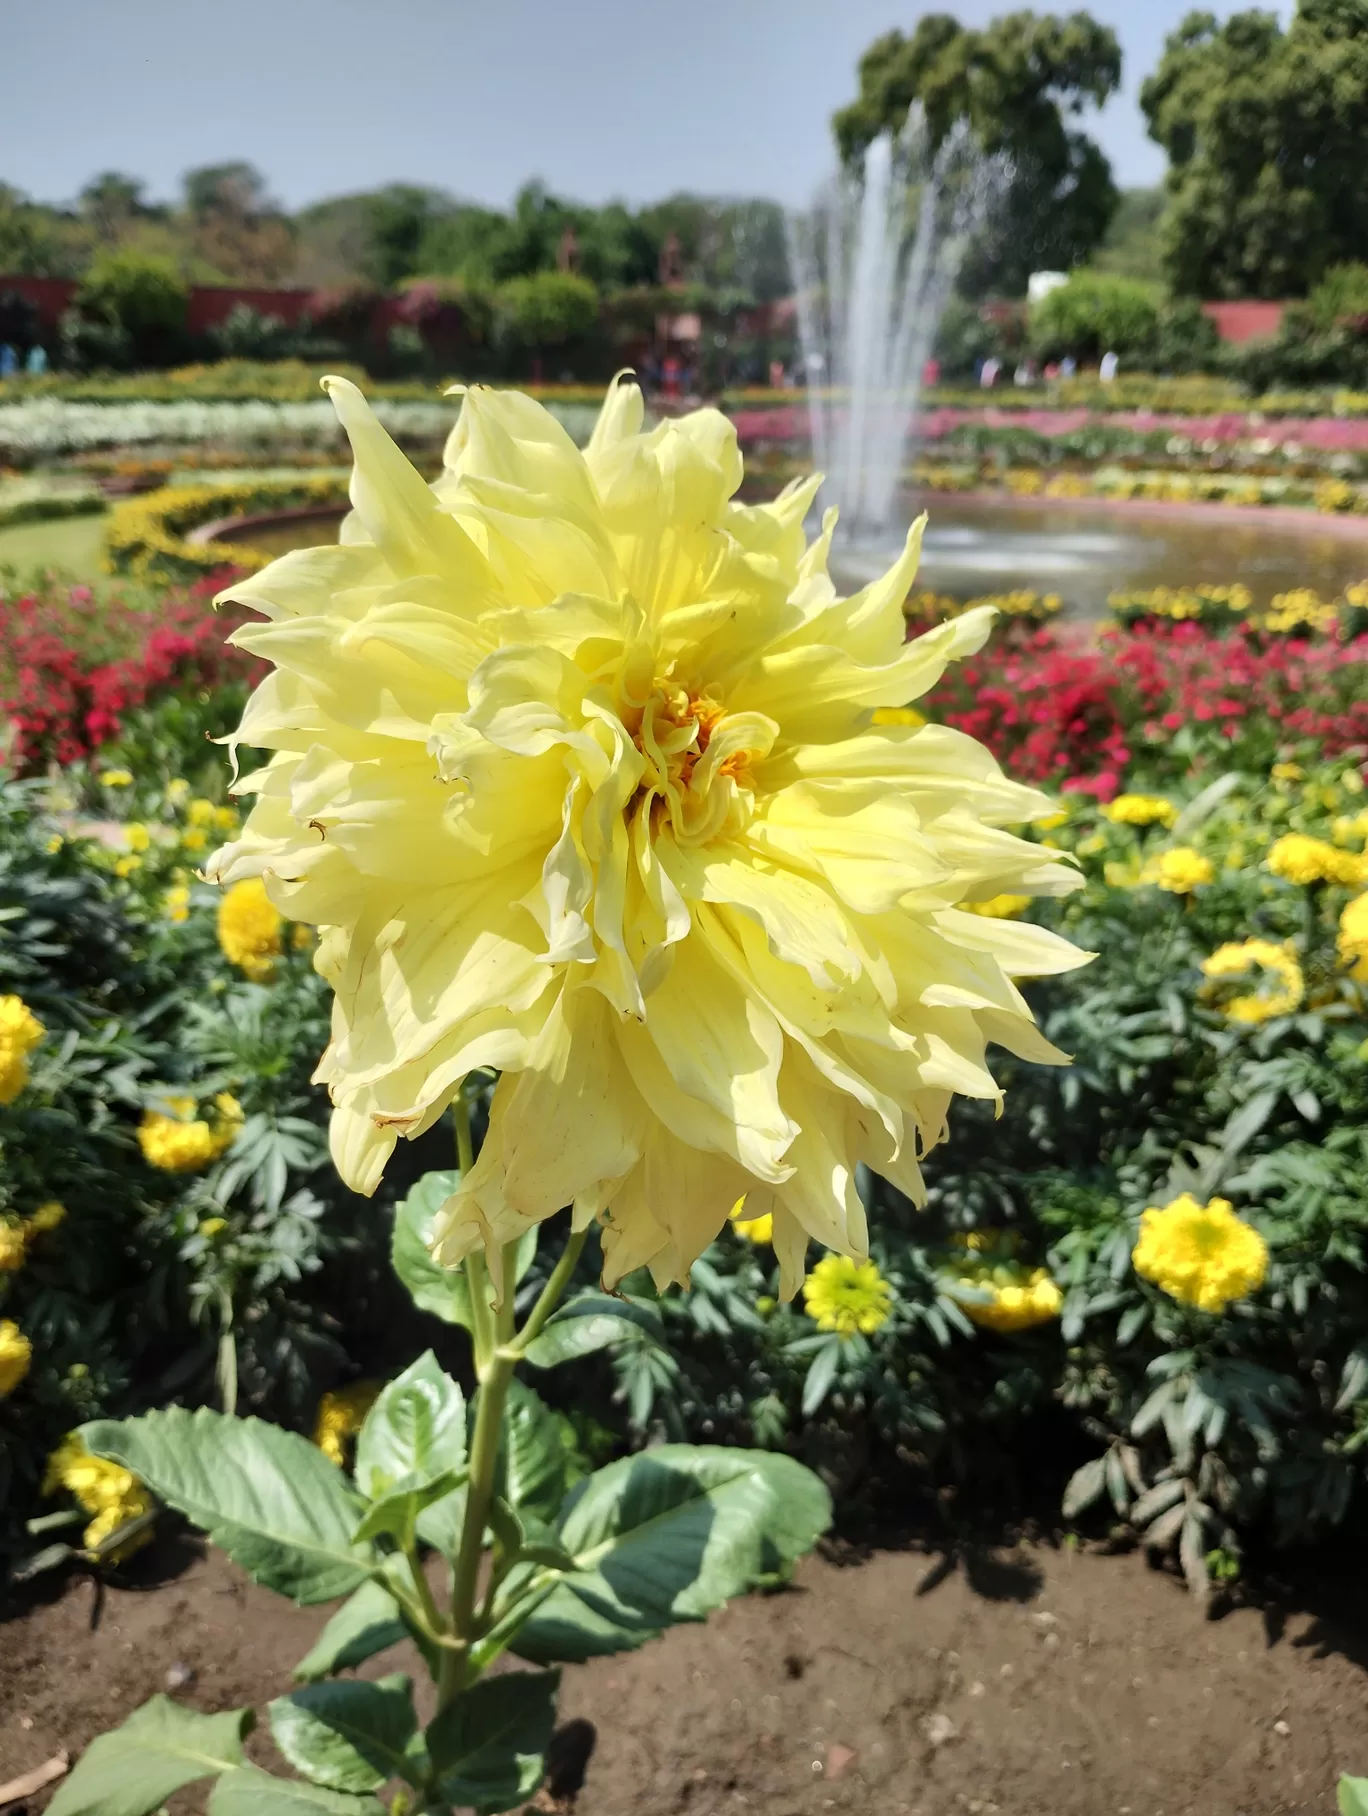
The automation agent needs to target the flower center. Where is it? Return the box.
[623,681,763,846]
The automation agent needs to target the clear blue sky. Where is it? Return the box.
[5,0,1292,212]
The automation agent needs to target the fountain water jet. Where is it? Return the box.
[787,114,1005,554]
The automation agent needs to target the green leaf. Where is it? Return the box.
[503,1380,570,1520]
[268,1675,417,1792]
[81,1409,375,1605]
[354,1351,466,1501]
[513,1446,831,1665]
[292,1579,408,1683]
[352,1470,464,1551]
[1339,1775,1368,1816]
[48,1696,250,1816]
[1061,1455,1107,1520]
[521,1294,664,1369]
[426,1669,559,1811]
[392,1172,536,1329]
[801,1338,840,1415]
[209,1766,385,1814]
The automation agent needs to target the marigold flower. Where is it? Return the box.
[0,995,44,1106]
[1270,762,1304,783]
[803,1253,894,1337]
[124,822,151,853]
[25,1200,66,1236]
[0,1222,27,1272]
[44,1434,154,1558]
[1339,895,1368,979]
[114,856,142,879]
[961,1263,1063,1332]
[166,778,191,805]
[100,769,133,788]
[137,1093,242,1172]
[1201,939,1304,1023]
[731,1198,773,1245]
[1104,793,1178,828]
[217,877,283,980]
[187,798,217,828]
[181,829,208,854]
[164,883,191,923]
[1133,1193,1268,1314]
[871,706,925,728]
[208,378,1087,1297]
[313,1381,382,1464]
[1147,848,1213,894]
[1267,833,1364,887]
[0,1319,32,1397]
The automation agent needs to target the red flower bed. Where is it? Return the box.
[0,575,265,772]
[922,619,1368,795]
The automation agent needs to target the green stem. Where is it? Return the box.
[404,1544,449,1647]
[509,1225,589,1356]
[441,1346,516,1706]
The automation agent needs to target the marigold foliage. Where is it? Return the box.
[208,376,1087,1298]
[1132,1193,1269,1314]
[137,1093,243,1173]
[217,876,284,980]
[0,1318,32,1398]
[0,994,44,1106]
[1201,939,1304,1023]
[802,1253,894,1337]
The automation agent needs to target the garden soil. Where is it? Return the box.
[2,1536,1366,1815]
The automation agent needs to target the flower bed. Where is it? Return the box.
[103,475,350,583]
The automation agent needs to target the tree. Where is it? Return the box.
[79,171,150,244]
[1029,271,1162,359]
[75,249,188,364]
[182,161,295,282]
[496,270,599,351]
[360,184,458,287]
[832,11,1122,295]
[1141,0,1368,298]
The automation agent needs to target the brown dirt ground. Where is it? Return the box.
[2,1535,1366,1815]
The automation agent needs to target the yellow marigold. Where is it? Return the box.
[313,1381,382,1465]
[199,1216,228,1238]
[187,797,217,828]
[44,1434,154,1558]
[1267,833,1364,887]
[137,1093,242,1172]
[25,1200,66,1236]
[207,377,1088,1300]
[0,1221,27,1272]
[1147,848,1213,894]
[961,1264,1063,1333]
[217,877,283,980]
[1340,895,1368,967]
[1133,1194,1268,1314]
[1104,794,1178,828]
[124,822,151,853]
[731,1196,773,1245]
[166,778,191,805]
[871,706,926,728]
[164,883,191,923]
[0,1319,32,1398]
[181,828,208,854]
[965,894,1031,919]
[114,855,142,879]
[803,1253,894,1337]
[0,995,44,1106]
[100,769,133,788]
[1271,762,1304,783]
[1200,939,1304,1024]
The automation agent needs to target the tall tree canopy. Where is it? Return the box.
[1142,0,1368,298]
[832,11,1122,296]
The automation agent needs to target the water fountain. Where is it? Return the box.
[786,113,1002,575]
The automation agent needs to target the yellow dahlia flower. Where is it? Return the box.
[731,1200,774,1244]
[1103,794,1178,829]
[0,995,44,1106]
[1267,833,1364,887]
[1200,939,1304,1024]
[137,1093,243,1172]
[1146,848,1213,895]
[803,1253,894,1337]
[207,377,1086,1297]
[961,1263,1062,1332]
[44,1434,154,1558]
[217,876,283,980]
[0,1319,32,1398]
[1133,1194,1268,1314]
[313,1381,382,1465]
